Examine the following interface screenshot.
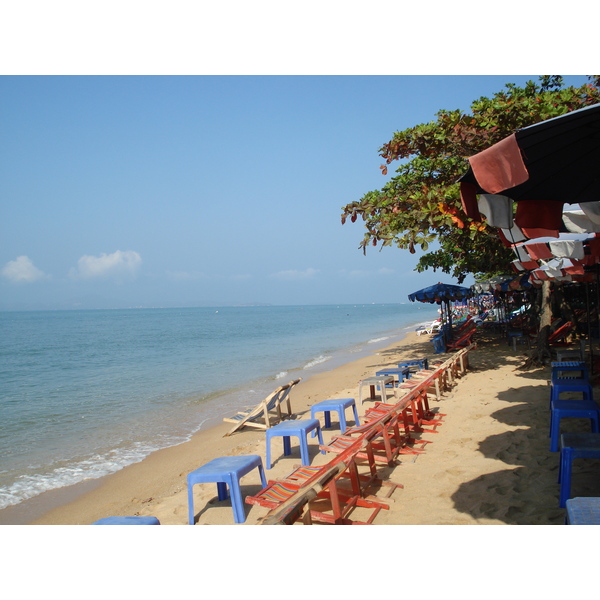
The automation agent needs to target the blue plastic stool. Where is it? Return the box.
[265,419,325,469]
[432,333,446,354]
[551,361,589,381]
[376,366,411,385]
[507,330,530,351]
[549,380,594,406]
[566,497,600,524]
[398,358,429,375]
[550,400,600,452]
[92,516,161,525]
[187,455,267,524]
[558,432,600,507]
[310,398,360,434]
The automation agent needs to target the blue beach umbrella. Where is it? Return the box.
[408,283,473,339]
[408,282,473,304]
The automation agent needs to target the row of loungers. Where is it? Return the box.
[249,344,476,525]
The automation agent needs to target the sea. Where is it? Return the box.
[0,303,439,514]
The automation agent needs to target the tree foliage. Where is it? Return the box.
[341,76,600,283]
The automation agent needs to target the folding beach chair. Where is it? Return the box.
[446,321,476,351]
[397,368,445,401]
[416,320,441,336]
[248,455,398,525]
[322,409,424,466]
[223,379,301,436]
[549,321,575,346]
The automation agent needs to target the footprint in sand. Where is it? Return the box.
[445,467,466,477]
[450,438,474,447]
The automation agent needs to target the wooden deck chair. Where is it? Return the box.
[455,316,476,332]
[305,464,397,525]
[254,463,345,524]
[223,379,301,436]
[424,360,455,391]
[322,411,413,466]
[381,405,432,455]
[396,377,447,418]
[454,346,473,376]
[403,390,444,430]
[367,394,441,442]
[255,460,397,525]
[397,368,445,401]
[548,321,575,346]
[446,324,476,352]
[283,461,389,500]
[247,457,398,525]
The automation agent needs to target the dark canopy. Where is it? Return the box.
[460,103,600,221]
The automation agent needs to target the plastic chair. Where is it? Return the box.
[558,433,600,507]
[566,497,600,524]
[416,321,441,336]
[187,455,267,524]
[310,398,360,434]
[92,516,160,525]
[549,400,600,452]
[265,419,325,469]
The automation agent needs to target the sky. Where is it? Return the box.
[0,3,592,311]
[1,74,592,310]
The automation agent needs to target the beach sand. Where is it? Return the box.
[6,328,598,527]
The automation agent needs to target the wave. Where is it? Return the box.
[367,335,391,344]
[303,355,332,369]
[0,424,208,510]
[275,371,288,380]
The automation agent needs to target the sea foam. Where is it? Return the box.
[303,355,332,369]
[368,335,391,344]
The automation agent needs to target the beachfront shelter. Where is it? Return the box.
[459,103,600,238]
[457,104,600,367]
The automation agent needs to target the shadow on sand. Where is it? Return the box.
[448,335,600,524]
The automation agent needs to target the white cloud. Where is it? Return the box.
[270,268,319,281]
[70,250,142,280]
[378,267,395,275]
[1,256,49,283]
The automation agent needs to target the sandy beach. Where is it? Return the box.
[3,327,597,527]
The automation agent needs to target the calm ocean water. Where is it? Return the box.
[0,303,438,510]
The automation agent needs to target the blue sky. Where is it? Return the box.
[0,74,591,310]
